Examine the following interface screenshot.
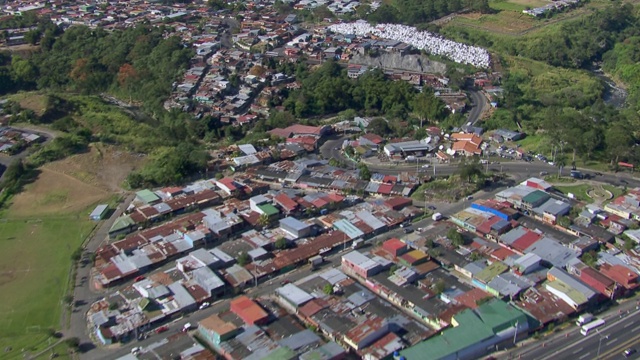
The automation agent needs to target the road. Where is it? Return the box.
[505,301,640,360]
[66,193,135,354]
[467,89,487,126]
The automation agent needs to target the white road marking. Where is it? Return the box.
[607,338,618,346]
[625,322,634,328]
[579,352,591,359]
[633,325,640,332]
[573,348,583,354]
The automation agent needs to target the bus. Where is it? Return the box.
[580,318,605,336]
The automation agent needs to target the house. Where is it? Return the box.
[546,267,596,310]
[198,314,239,348]
[493,129,523,141]
[230,296,269,326]
[279,216,312,238]
[341,251,382,278]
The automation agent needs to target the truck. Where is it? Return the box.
[575,313,594,326]
[432,212,443,221]
[309,255,324,268]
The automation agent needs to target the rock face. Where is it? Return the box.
[349,52,447,74]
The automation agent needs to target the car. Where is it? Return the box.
[422,164,431,168]
[539,171,548,176]
[182,323,192,332]
[621,179,629,184]
[428,205,437,210]
[595,172,603,176]
[134,276,146,282]
[155,326,169,334]
[466,196,473,200]
[403,227,414,234]
[624,348,637,358]
[199,302,210,310]
[131,347,141,355]
[281,279,291,285]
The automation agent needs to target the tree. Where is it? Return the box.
[433,279,445,294]
[117,63,139,103]
[237,252,249,266]
[557,215,572,228]
[65,337,80,351]
[458,157,483,183]
[358,163,371,180]
[275,237,287,250]
[258,213,270,228]
[323,284,334,295]
[447,228,465,247]
[412,90,447,127]
[367,118,391,136]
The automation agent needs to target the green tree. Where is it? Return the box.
[358,163,372,180]
[237,252,250,266]
[447,228,465,247]
[412,90,447,127]
[258,213,270,228]
[275,237,287,250]
[458,157,483,183]
[323,284,334,295]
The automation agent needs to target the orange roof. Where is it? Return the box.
[230,296,269,325]
[452,140,482,155]
[199,314,238,336]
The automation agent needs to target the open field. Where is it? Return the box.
[444,0,621,36]
[0,154,116,358]
[554,184,593,203]
[9,167,109,217]
[44,143,146,192]
[8,92,49,117]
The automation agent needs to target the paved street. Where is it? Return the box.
[66,193,135,353]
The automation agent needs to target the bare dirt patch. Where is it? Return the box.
[9,167,109,217]
[44,143,146,192]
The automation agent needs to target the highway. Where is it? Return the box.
[505,304,640,360]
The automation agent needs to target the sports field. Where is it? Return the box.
[0,164,108,358]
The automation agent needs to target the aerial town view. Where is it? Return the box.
[1,0,640,359]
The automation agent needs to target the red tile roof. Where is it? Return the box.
[455,288,492,309]
[511,230,543,253]
[230,296,269,325]
[274,193,298,212]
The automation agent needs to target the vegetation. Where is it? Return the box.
[367,0,491,26]
[237,252,250,266]
[447,228,466,247]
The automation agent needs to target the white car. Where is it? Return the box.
[199,302,210,310]
[422,164,430,168]
[131,347,141,355]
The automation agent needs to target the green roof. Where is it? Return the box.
[109,215,134,233]
[136,189,160,204]
[258,204,280,216]
[261,346,295,360]
[400,300,527,360]
[522,190,549,205]
[475,261,508,283]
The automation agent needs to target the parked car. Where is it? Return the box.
[155,326,169,334]
[131,347,141,355]
[199,302,210,310]
[281,279,291,285]
[594,172,603,176]
[134,276,146,282]
[427,205,437,210]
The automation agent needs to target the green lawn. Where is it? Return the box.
[554,184,593,203]
[0,214,97,359]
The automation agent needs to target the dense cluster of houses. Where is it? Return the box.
[0,127,41,154]
[92,150,640,360]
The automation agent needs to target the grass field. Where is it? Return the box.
[0,161,109,359]
[554,184,593,203]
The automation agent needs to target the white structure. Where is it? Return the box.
[328,21,490,68]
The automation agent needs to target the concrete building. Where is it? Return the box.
[279,216,312,238]
[341,251,382,278]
